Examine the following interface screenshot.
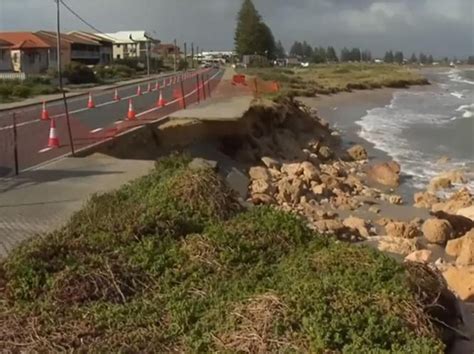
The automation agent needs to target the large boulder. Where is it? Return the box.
[414,191,440,209]
[441,266,474,301]
[281,163,303,178]
[457,206,474,222]
[250,179,274,195]
[428,176,452,192]
[367,161,401,187]
[404,250,435,264]
[300,161,320,182]
[343,216,370,238]
[431,210,474,237]
[432,188,473,214]
[277,177,306,205]
[385,221,421,239]
[422,218,454,245]
[456,230,474,266]
[347,144,368,161]
[313,219,345,234]
[261,156,281,170]
[248,166,271,182]
[360,236,420,260]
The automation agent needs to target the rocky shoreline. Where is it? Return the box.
[225,97,473,344]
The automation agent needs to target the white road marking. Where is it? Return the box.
[90,128,103,133]
[38,147,53,153]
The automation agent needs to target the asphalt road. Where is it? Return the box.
[0,68,223,177]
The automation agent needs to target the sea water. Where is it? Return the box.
[356,68,474,193]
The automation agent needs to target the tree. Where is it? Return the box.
[340,47,350,62]
[312,47,327,63]
[419,53,428,64]
[427,55,434,64]
[384,50,394,63]
[234,0,275,57]
[350,48,361,61]
[361,50,372,62]
[290,41,303,57]
[468,56,474,65]
[275,40,286,58]
[409,53,418,63]
[302,41,313,60]
[326,46,338,62]
[394,51,404,64]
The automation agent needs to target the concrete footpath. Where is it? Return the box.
[169,67,254,122]
[0,67,255,259]
[0,154,154,258]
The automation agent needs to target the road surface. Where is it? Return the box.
[0,68,223,176]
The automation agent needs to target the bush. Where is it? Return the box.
[64,62,97,84]
[0,154,451,352]
[95,64,135,81]
[12,85,32,98]
[0,83,13,97]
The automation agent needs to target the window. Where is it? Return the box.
[116,54,121,59]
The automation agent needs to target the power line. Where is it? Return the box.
[58,0,117,41]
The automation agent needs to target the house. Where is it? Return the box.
[155,43,180,59]
[0,39,14,71]
[97,31,160,60]
[68,31,113,65]
[36,31,104,66]
[0,32,52,74]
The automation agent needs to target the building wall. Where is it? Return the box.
[0,49,13,71]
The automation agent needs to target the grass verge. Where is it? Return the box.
[239,63,429,99]
[0,154,451,352]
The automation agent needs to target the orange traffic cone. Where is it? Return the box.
[127,99,136,120]
[114,89,120,101]
[157,90,167,108]
[41,100,50,120]
[87,92,95,109]
[137,85,142,96]
[47,118,60,148]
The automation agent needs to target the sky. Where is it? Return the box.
[0,0,473,58]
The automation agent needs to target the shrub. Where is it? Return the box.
[0,83,13,97]
[64,62,97,84]
[12,85,32,98]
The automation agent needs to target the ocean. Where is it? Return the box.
[355,68,474,194]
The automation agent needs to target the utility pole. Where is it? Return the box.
[184,42,187,71]
[55,0,75,156]
[173,38,177,72]
[196,45,199,66]
[191,42,194,69]
[130,34,150,76]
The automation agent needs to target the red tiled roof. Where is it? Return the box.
[36,31,100,46]
[0,32,51,49]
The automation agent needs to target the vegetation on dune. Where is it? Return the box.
[0,154,450,352]
[0,77,59,103]
[240,63,429,98]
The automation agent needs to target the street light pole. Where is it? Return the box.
[55,0,75,156]
[173,38,177,72]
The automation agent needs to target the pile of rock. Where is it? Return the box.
[240,99,474,303]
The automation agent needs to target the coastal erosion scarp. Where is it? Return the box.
[2,94,473,351]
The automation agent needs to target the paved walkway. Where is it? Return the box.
[0,153,154,258]
[169,67,254,122]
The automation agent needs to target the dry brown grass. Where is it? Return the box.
[214,293,307,353]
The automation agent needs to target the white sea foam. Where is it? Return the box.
[355,90,474,193]
[450,91,464,99]
[463,110,473,118]
[448,69,474,86]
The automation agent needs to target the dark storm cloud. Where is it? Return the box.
[0,0,472,57]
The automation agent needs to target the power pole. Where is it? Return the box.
[191,42,194,69]
[184,42,187,71]
[173,38,177,72]
[196,45,199,66]
[55,0,75,156]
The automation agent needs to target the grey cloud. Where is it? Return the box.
[0,0,472,57]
